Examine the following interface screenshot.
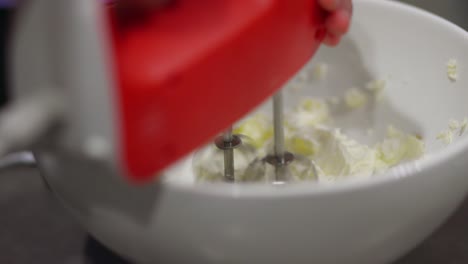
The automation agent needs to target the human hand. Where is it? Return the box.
[318,0,353,46]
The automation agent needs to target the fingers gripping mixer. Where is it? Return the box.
[7,0,325,183]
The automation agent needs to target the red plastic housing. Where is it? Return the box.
[108,0,325,183]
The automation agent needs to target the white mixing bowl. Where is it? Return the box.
[37,0,468,263]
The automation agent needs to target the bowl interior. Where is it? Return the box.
[164,0,468,187]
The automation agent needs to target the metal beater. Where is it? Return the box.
[215,88,316,183]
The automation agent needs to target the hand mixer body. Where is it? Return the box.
[10,0,325,183]
[111,0,326,182]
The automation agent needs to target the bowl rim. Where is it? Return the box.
[164,0,468,198]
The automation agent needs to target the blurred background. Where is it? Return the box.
[0,0,467,263]
[1,0,468,106]
[0,5,11,107]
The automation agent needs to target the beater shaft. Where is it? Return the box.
[273,91,285,159]
[272,90,287,181]
[223,127,235,182]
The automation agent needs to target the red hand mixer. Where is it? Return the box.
[7,0,325,183]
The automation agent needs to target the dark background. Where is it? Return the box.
[1,1,468,263]
[0,8,11,107]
